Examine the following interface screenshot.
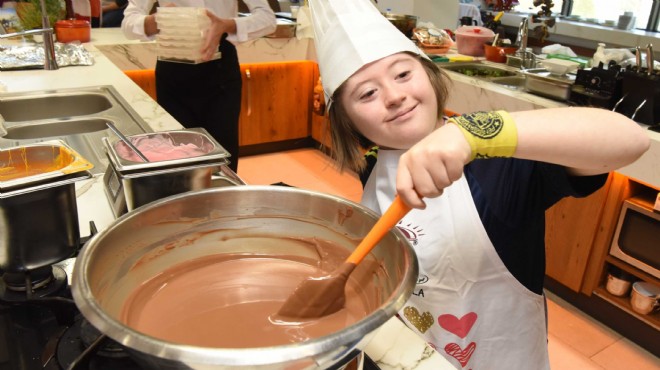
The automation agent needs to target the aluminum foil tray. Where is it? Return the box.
[0,42,94,70]
[103,127,230,173]
[0,140,94,191]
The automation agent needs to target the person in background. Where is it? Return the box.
[121,1,276,173]
[308,0,650,369]
[102,0,128,27]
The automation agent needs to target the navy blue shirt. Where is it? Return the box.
[360,155,607,295]
[465,158,607,294]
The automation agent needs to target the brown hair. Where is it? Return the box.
[327,53,451,173]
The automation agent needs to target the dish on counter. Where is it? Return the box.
[539,58,580,75]
[413,27,453,53]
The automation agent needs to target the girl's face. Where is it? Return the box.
[340,53,441,150]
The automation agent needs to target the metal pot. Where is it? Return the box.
[383,13,418,38]
[72,186,418,369]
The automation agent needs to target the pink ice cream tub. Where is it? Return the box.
[102,128,240,216]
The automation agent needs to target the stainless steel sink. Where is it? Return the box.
[3,119,109,139]
[490,76,527,90]
[0,86,153,175]
[439,62,519,78]
[0,93,112,121]
[438,61,575,101]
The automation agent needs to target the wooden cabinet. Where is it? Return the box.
[544,176,611,292]
[546,172,660,332]
[124,61,320,151]
[238,61,317,147]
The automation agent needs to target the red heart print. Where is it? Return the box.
[445,342,476,367]
[438,312,477,339]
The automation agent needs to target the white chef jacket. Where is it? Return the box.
[362,149,550,370]
[121,0,276,42]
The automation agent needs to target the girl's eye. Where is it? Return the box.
[396,70,411,79]
[359,89,376,100]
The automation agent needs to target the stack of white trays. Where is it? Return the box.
[155,7,221,64]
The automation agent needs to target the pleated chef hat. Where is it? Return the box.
[309,0,424,106]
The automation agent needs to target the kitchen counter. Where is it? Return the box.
[88,27,660,188]
[0,32,455,370]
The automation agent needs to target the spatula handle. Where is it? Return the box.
[346,195,411,265]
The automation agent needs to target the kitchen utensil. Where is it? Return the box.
[55,19,91,43]
[539,58,580,75]
[1,141,92,272]
[102,128,231,215]
[646,43,654,75]
[630,281,660,314]
[484,43,517,63]
[383,13,418,38]
[454,26,495,56]
[106,122,149,162]
[491,33,499,47]
[605,267,634,296]
[459,16,477,26]
[71,186,417,369]
[278,195,411,318]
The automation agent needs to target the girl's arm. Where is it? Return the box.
[396,108,650,209]
[510,107,649,176]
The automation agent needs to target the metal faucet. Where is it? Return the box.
[511,17,536,69]
[0,115,6,138]
[0,0,58,70]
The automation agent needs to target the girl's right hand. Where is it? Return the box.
[396,123,472,209]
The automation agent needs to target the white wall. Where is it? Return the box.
[374,0,459,30]
[415,0,459,30]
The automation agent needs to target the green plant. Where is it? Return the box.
[16,0,65,31]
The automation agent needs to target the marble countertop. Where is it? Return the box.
[0,32,456,370]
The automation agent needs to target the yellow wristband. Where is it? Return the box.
[449,110,518,161]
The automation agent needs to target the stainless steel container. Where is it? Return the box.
[522,68,575,101]
[72,186,418,369]
[103,128,234,216]
[1,141,93,272]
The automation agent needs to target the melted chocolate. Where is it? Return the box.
[120,238,383,348]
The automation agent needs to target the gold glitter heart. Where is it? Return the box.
[403,306,434,334]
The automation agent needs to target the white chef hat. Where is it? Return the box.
[309,0,424,106]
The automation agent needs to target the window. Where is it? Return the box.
[513,0,659,31]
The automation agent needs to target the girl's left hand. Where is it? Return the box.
[396,123,472,209]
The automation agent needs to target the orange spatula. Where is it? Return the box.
[277,195,411,319]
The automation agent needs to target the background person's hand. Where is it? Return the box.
[201,10,236,62]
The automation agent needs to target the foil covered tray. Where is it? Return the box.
[103,127,230,173]
[0,139,94,191]
[0,42,94,70]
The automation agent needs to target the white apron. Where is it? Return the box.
[362,150,550,370]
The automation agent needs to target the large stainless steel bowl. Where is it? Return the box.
[71,186,418,369]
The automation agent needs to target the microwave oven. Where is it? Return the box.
[609,197,660,279]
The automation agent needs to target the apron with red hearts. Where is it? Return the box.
[362,150,549,370]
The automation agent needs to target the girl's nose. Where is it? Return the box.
[383,84,406,107]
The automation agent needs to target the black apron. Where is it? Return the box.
[155,35,242,172]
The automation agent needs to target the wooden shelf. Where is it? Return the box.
[593,286,660,331]
[605,256,660,286]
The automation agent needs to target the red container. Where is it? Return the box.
[55,20,91,43]
[483,43,518,63]
[454,26,495,56]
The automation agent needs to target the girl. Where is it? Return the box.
[309,0,650,368]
